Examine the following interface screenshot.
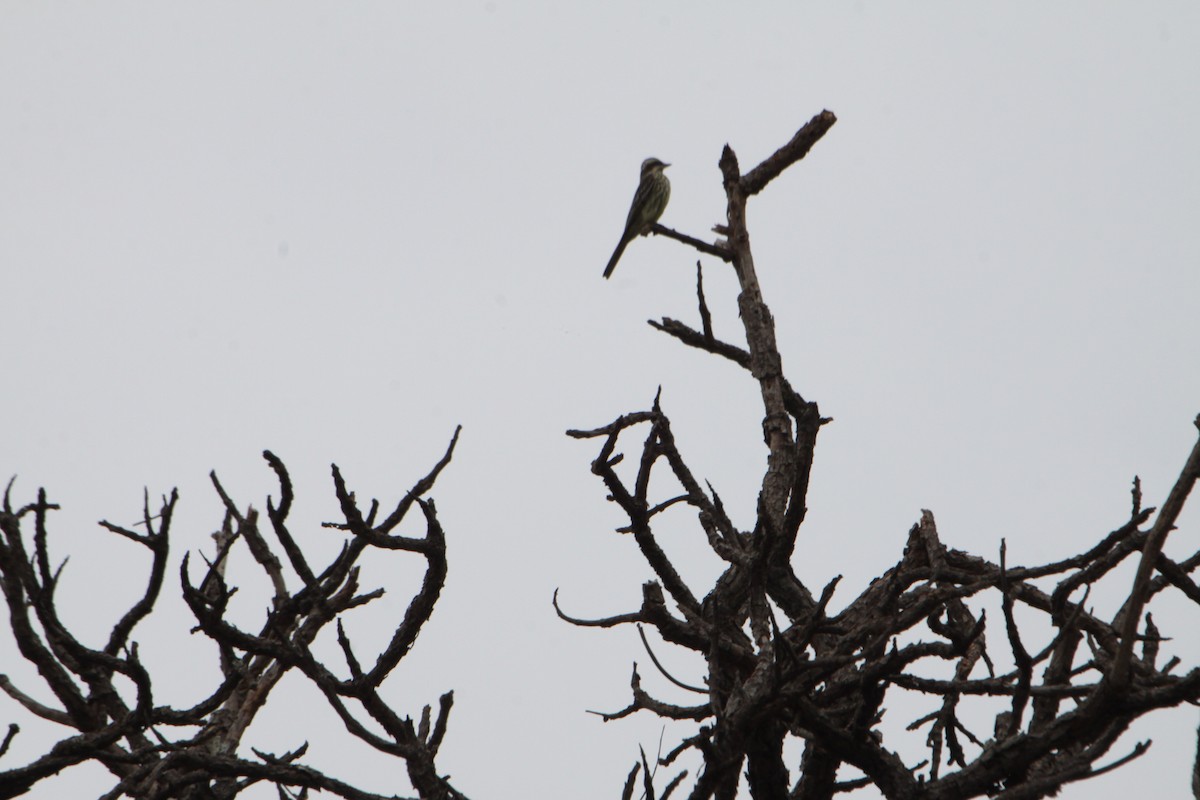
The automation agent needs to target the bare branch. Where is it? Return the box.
[571,115,1200,799]
[1112,417,1200,686]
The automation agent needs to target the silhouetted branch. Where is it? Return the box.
[647,223,732,263]
[0,432,466,799]
[569,114,1200,799]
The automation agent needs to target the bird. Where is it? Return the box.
[603,157,671,279]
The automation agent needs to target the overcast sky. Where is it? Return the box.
[2,4,1199,799]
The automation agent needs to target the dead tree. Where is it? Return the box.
[0,431,465,800]
[4,114,1200,800]
[561,111,1200,799]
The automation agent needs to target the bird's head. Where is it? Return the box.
[641,157,670,175]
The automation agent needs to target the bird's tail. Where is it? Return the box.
[603,237,630,279]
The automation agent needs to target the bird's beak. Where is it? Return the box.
[663,163,671,168]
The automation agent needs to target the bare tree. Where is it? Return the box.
[0,432,464,800]
[4,113,1200,800]
[560,111,1200,799]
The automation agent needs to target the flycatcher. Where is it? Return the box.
[603,157,671,279]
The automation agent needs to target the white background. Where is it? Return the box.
[2,4,1199,798]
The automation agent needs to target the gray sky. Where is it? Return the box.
[2,4,1199,798]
